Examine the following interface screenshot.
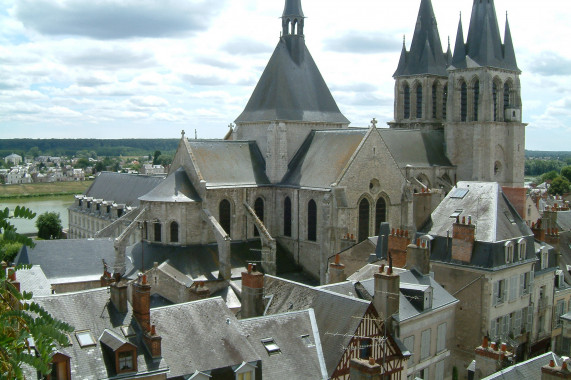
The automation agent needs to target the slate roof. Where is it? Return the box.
[482,351,561,380]
[139,167,201,203]
[15,265,53,297]
[281,129,367,188]
[239,309,328,380]
[187,140,270,188]
[282,0,304,18]
[378,129,452,168]
[82,172,165,206]
[150,297,260,378]
[263,275,371,376]
[235,35,349,124]
[26,288,168,379]
[557,211,571,231]
[427,182,532,243]
[393,0,448,77]
[15,239,117,284]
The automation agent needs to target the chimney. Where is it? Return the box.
[100,261,114,287]
[328,254,347,284]
[373,263,399,333]
[7,268,20,292]
[406,239,430,275]
[451,216,476,263]
[349,357,382,380]
[474,339,513,378]
[542,358,571,379]
[132,274,151,333]
[110,273,128,313]
[388,228,410,268]
[191,281,211,299]
[241,264,264,319]
[144,324,162,359]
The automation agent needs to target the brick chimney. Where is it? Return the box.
[532,220,546,242]
[474,338,513,378]
[7,268,20,292]
[241,264,264,319]
[110,273,128,313]
[502,187,527,219]
[100,261,114,287]
[545,228,560,246]
[349,357,382,380]
[406,239,430,275]
[373,261,399,332]
[388,229,410,268]
[542,358,571,379]
[191,281,211,299]
[328,254,346,284]
[132,274,151,333]
[144,324,162,359]
[451,216,476,263]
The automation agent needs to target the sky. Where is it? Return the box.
[0,0,570,151]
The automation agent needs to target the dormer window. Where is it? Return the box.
[234,362,257,380]
[48,352,71,380]
[99,329,137,374]
[517,238,526,260]
[504,241,514,264]
[541,248,549,270]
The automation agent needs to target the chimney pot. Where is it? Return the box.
[462,216,466,224]
[405,230,409,238]
[491,342,497,350]
[351,234,355,240]
[151,325,156,336]
[416,238,421,246]
[335,254,340,265]
[550,360,555,367]
[563,361,568,370]
[369,357,375,366]
[501,343,507,352]
[391,228,395,235]
[380,264,385,273]
[248,263,253,273]
[468,216,472,225]
[482,336,489,348]
[141,274,147,285]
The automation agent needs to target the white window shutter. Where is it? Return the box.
[520,273,525,296]
[493,281,499,306]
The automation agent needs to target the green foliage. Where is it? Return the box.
[74,157,90,169]
[157,154,173,167]
[0,240,23,263]
[562,166,571,182]
[452,366,458,380]
[152,150,162,165]
[541,170,560,183]
[93,161,105,174]
[549,176,571,195]
[35,212,62,240]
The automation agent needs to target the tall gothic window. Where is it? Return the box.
[460,82,467,122]
[375,198,387,236]
[219,199,231,236]
[404,84,411,119]
[358,198,370,242]
[154,222,161,242]
[170,221,178,243]
[254,197,264,237]
[284,197,292,237]
[442,85,448,120]
[504,82,511,111]
[416,84,423,119]
[307,200,317,242]
[493,82,498,121]
[473,80,480,121]
[432,83,438,119]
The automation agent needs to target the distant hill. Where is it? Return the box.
[525,150,571,160]
[0,139,180,158]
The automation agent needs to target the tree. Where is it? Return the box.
[541,170,559,183]
[93,161,105,174]
[74,157,90,169]
[562,166,571,182]
[152,150,161,165]
[1,206,74,378]
[549,176,571,195]
[35,212,62,240]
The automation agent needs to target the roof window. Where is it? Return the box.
[261,338,280,355]
[450,209,463,219]
[75,331,96,348]
[301,334,314,347]
[121,325,136,338]
[450,188,469,199]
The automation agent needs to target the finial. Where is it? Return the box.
[370,118,378,128]
[403,34,406,47]
[194,129,197,140]
[448,36,451,47]
[181,129,185,137]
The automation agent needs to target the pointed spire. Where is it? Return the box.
[393,36,408,77]
[282,0,305,36]
[503,14,519,71]
[282,0,304,18]
[465,0,507,69]
[446,36,452,65]
[451,16,467,68]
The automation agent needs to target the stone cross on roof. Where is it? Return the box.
[371,118,378,128]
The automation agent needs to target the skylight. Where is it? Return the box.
[76,331,96,348]
[121,325,136,338]
[301,334,314,347]
[450,188,469,199]
[449,210,463,219]
[261,338,280,355]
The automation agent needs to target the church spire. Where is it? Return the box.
[393,36,408,78]
[282,0,304,36]
[451,16,466,68]
[503,14,519,71]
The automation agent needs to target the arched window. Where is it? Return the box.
[284,197,292,237]
[154,222,162,242]
[307,200,317,242]
[442,85,448,120]
[473,80,480,121]
[219,199,231,236]
[504,82,511,111]
[375,198,387,236]
[358,198,370,242]
[492,82,498,121]
[170,221,179,243]
[432,83,438,119]
[404,84,410,119]
[416,84,423,119]
[254,197,264,237]
[460,81,467,122]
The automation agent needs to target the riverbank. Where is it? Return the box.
[0,181,91,199]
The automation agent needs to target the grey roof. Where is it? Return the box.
[282,0,303,18]
[187,140,270,187]
[451,0,519,71]
[83,172,165,207]
[557,211,571,231]
[264,275,371,376]
[27,288,168,379]
[15,239,117,284]
[281,129,367,188]
[150,297,260,378]
[482,351,560,380]
[139,167,201,202]
[239,309,328,380]
[14,265,53,297]
[394,0,448,77]
[427,182,532,242]
[235,35,349,124]
[378,129,452,168]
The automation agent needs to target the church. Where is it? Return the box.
[68,0,525,284]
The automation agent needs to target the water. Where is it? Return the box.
[0,196,73,234]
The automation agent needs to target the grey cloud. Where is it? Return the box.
[323,32,401,54]
[76,76,113,87]
[339,93,392,107]
[182,74,227,86]
[528,52,571,76]
[330,83,378,92]
[195,56,239,70]
[61,47,156,69]
[221,38,273,55]
[15,0,225,40]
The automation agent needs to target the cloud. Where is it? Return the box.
[129,95,168,108]
[528,51,571,76]
[330,82,378,92]
[182,74,227,86]
[195,56,239,70]
[323,32,401,54]
[60,46,156,69]
[15,0,226,40]
[221,37,273,55]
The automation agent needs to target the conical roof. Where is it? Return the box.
[394,0,448,77]
[139,168,201,203]
[283,0,304,18]
[502,16,519,71]
[235,36,349,124]
[451,18,467,68]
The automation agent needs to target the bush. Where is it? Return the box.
[549,176,571,195]
[35,212,63,240]
[562,166,571,182]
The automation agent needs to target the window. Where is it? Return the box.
[436,323,447,353]
[513,309,522,335]
[170,221,178,243]
[460,81,467,122]
[554,300,566,328]
[75,331,96,347]
[504,82,511,110]
[261,338,280,355]
[121,326,135,338]
[520,272,532,296]
[118,351,134,370]
[492,82,498,121]
[442,85,448,119]
[358,198,370,242]
[375,197,387,236]
[509,275,518,302]
[307,200,317,242]
[432,83,438,119]
[420,329,431,360]
[359,338,372,359]
[435,360,445,380]
[416,84,423,119]
[219,199,232,236]
[50,353,71,380]
[300,334,314,347]
[237,372,253,380]
[254,198,264,237]
[505,241,514,264]
[493,279,506,305]
[518,238,526,260]
[473,80,479,121]
[154,222,162,242]
[284,197,292,237]
[404,84,410,119]
[403,335,415,363]
[541,249,549,270]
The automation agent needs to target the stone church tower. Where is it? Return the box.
[445,0,525,187]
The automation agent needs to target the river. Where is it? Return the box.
[0,196,74,235]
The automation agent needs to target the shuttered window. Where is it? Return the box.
[421,329,431,360]
[437,323,447,353]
